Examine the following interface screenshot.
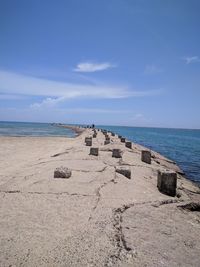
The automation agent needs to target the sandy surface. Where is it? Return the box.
[0,129,199,267]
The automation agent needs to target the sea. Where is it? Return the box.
[0,121,76,137]
[0,121,200,185]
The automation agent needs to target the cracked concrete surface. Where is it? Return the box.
[0,130,200,267]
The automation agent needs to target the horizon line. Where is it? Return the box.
[0,120,200,131]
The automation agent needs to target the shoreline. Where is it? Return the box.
[57,124,85,136]
[0,127,199,266]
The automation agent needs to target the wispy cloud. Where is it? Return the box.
[30,105,133,114]
[182,56,200,64]
[31,88,164,109]
[0,70,127,99]
[144,64,163,75]
[0,70,163,103]
[73,61,116,72]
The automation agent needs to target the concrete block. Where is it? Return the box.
[120,137,126,143]
[85,139,92,146]
[125,141,132,149]
[54,166,72,179]
[116,167,131,179]
[112,149,122,158]
[85,137,92,143]
[90,147,99,156]
[157,170,177,197]
[111,132,115,136]
[104,140,110,145]
[141,150,151,164]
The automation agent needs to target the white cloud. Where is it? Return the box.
[182,56,200,64]
[74,61,116,72]
[30,97,65,109]
[144,64,163,75]
[0,70,163,104]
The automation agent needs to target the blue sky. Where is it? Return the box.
[0,0,200,128]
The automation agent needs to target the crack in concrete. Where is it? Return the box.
[88,169,116,221]
[118,159,154,170]
[33,159,69,166]
[51,147,73,157]
[105,198,184,266]
[71,166,108,173]
[51,151,69,157]
[0,190,94,197]
[151,198,182,207]
[105,204,135,266]
[102,159,122,168]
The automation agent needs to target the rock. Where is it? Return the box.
[179,202,200,211]
[104,140,110,145]
[157,170,177,197]
[125,141,132,149]
[176,190,182,198]
[116,167,131,179]
[93,133,97,138]
[120,137,126,143]
[118,135,122,139]
[111,132,115,136]
[112,149,122,158]
[54,166,72,179]
[85,139,92,146]
[105,136,110,141]
[90,147,99,156]
[141,150,151,164]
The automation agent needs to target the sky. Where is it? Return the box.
[0,0,200,128]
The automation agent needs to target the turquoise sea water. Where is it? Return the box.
[0,121,76,137]
[0,121,199,184]
[98,125,200,184]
